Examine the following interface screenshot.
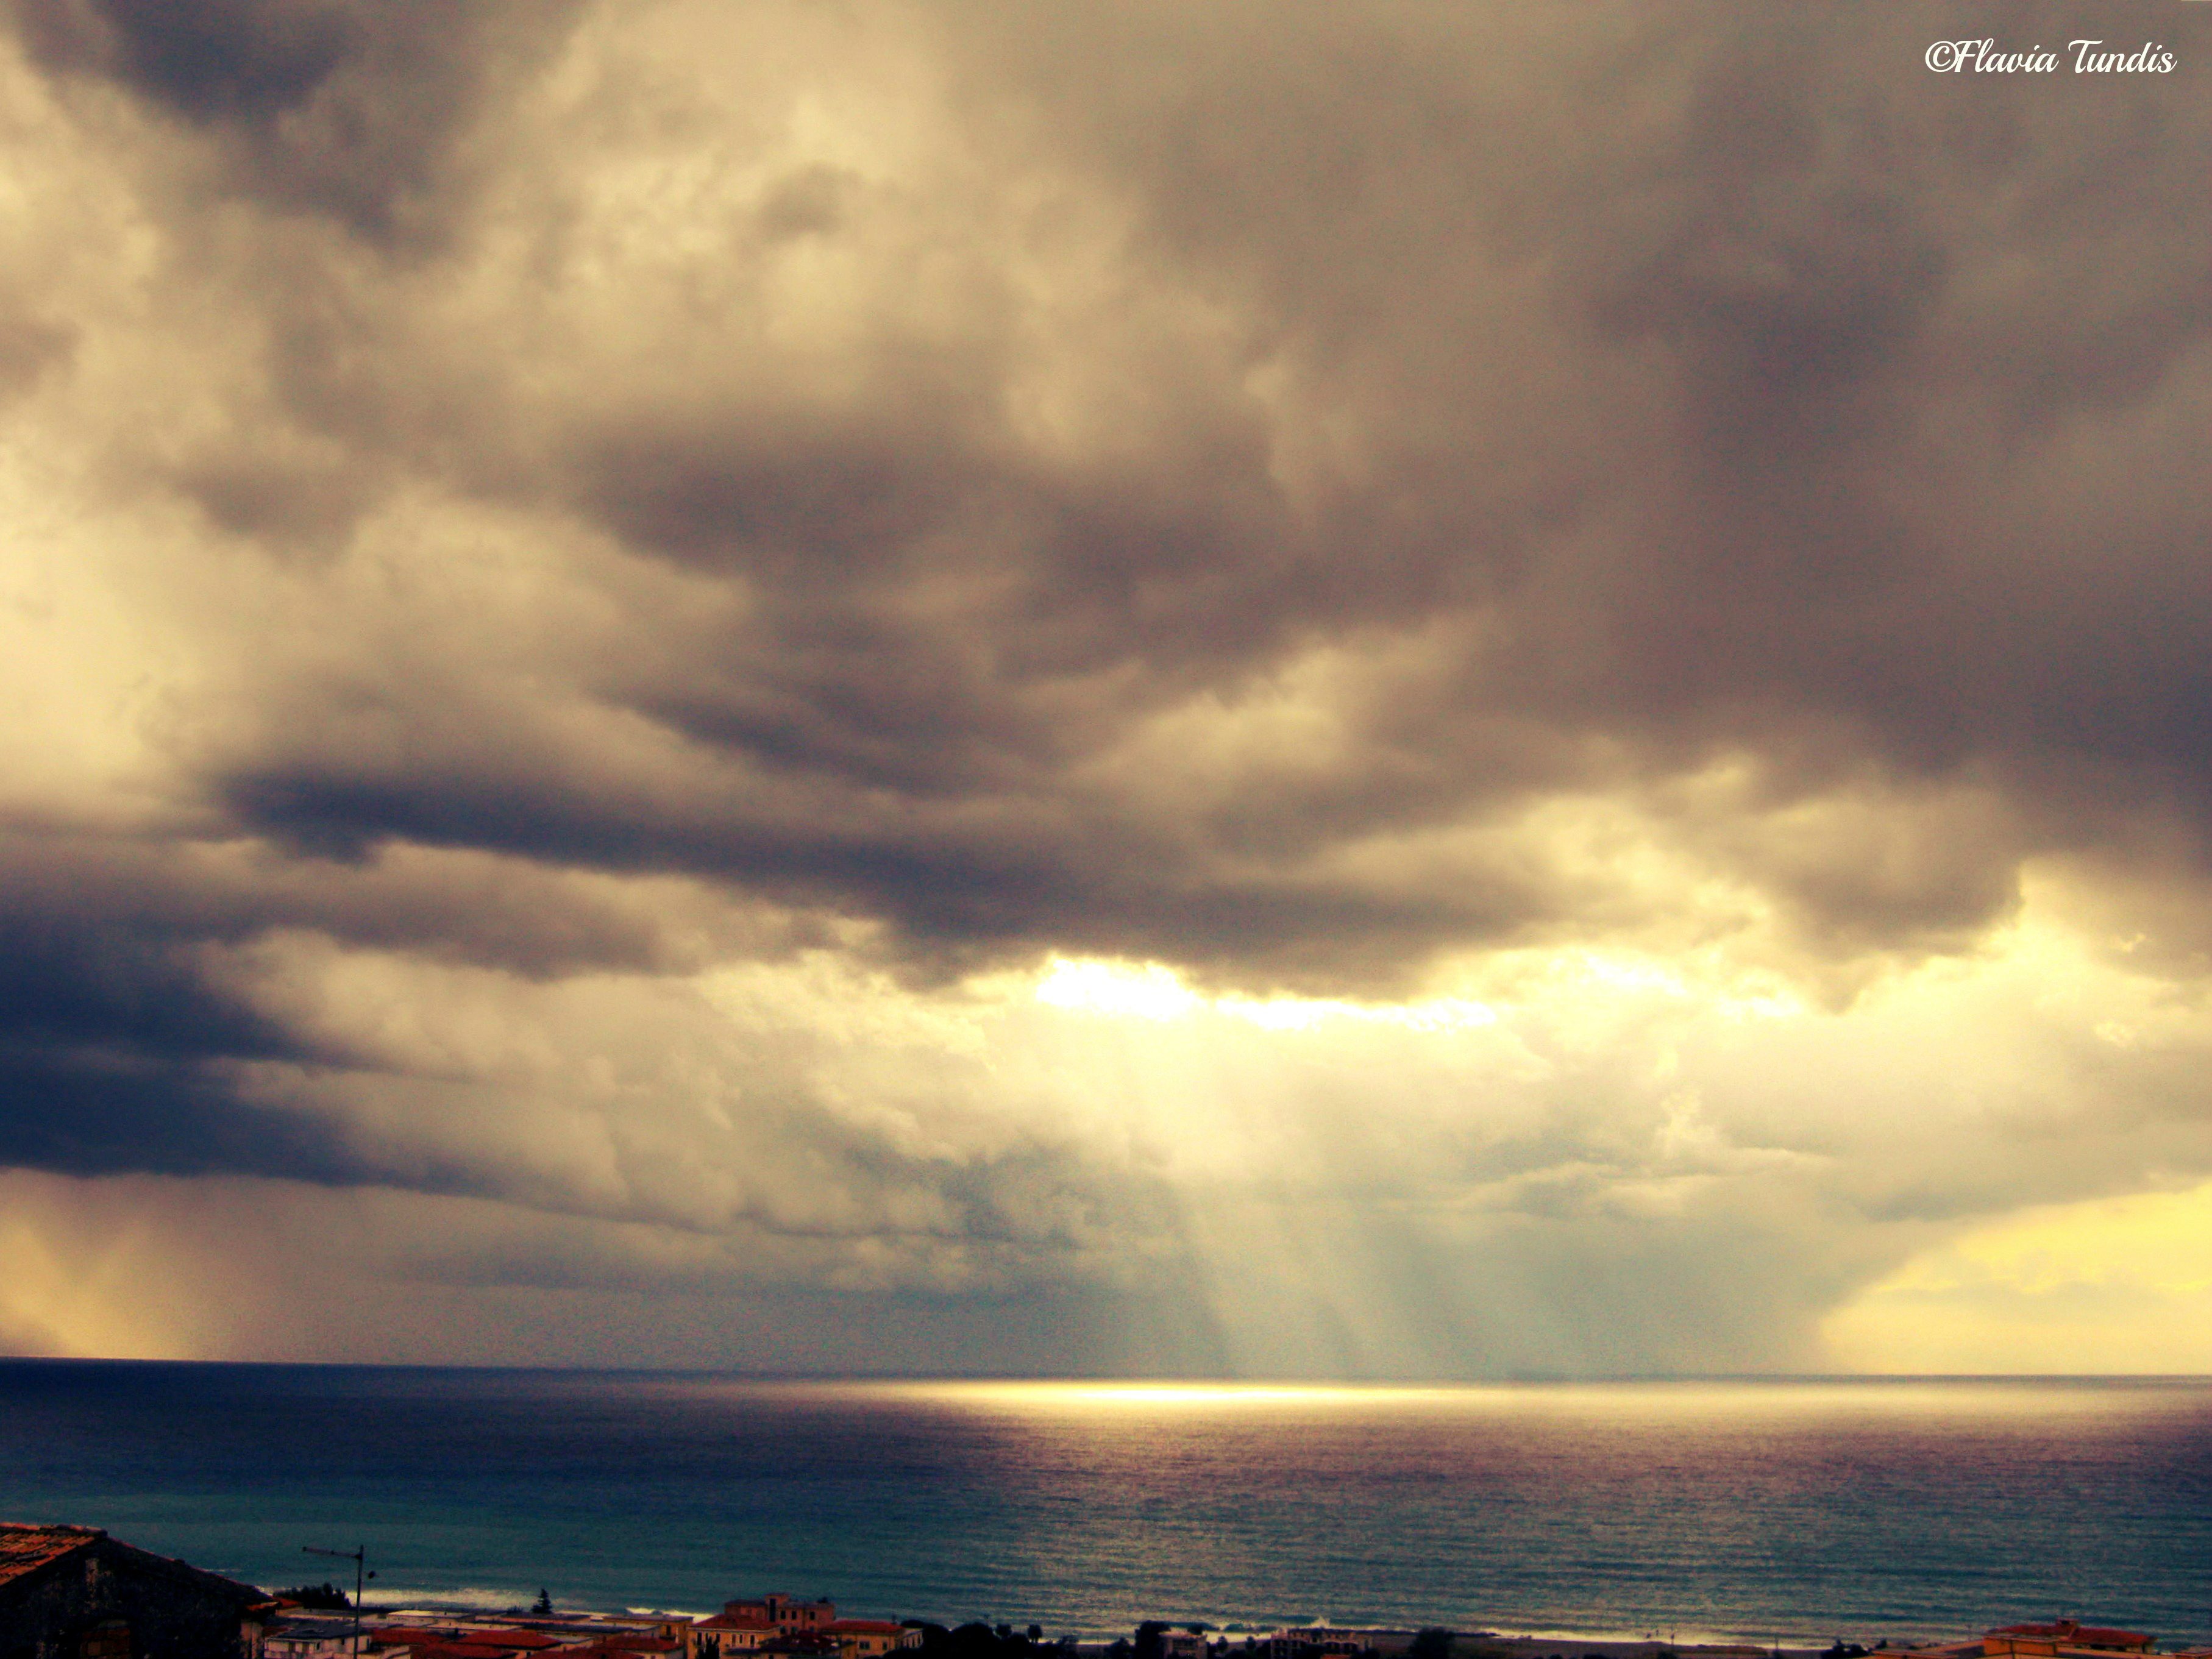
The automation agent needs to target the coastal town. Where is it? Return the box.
[5,1524,2211,1659]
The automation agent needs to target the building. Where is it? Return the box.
[359,1627,472,1654]
[819,1624,916,1659]
[262,1619,361,1659]
[0,1523,272,1659]
[688,1600,840,1659]
[718,1607,833,1639]
[1984,1625,2155,1659]
[1259,1633,1367,1659]
[685,1617,778,1659]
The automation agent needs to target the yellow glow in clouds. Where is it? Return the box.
[1825,1179,2212,1373]
[1033,956,1498,1032]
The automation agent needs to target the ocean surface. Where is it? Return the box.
[4,1365,2211,1646]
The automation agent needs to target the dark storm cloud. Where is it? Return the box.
[1543,10,2212,762]
[0,871,406,1191]
[0,844,621,1192]
[0,845,1169,1269]
[0,832,833,1195]
[0,1049,360,1182]
[17,0,357,124]
[220,753,1560,989]
[94,0,2195,991]
[9,0,578,243]
[0,917,288,1061]
[0,833,792,984]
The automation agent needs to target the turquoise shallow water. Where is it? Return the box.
[3,1365,2210,1644]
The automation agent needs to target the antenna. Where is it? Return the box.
[304,1545,371,1659]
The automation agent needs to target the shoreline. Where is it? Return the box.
[346,1613,2011,1659]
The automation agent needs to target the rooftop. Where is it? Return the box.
[0,1524,104,1590]
[1988,1626,2153,1653]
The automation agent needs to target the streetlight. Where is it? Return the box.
[304,1545,372,1659]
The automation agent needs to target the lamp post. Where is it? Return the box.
[304,1545,370,1659]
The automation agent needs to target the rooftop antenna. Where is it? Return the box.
[304,1544,371,1659]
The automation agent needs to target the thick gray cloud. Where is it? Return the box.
[122,1,2202,976]
[0,0,2208,1371]
[9,0,577,243]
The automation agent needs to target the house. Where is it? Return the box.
[1985,1625,2156,1659]
[717,1607,833,1639]
[1259,1632,1367,1659]
[0,1522,272,1659]
[263,1618,361,1659]
[685,1617,779,1659]
[819,1624,917,1659]
[688,1600,840,1659]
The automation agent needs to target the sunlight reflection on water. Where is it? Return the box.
[714,1375,2211,1421]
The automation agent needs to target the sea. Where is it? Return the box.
[4,1364,2211,1646]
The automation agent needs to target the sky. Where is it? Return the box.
[0,0,2208,1375]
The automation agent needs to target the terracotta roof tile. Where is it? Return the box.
[0,1524,104,1588]
[1990,1626,2152,1650]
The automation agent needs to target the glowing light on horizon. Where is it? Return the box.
[830,1377,2198,1421]
[981,1382,1444,1407]
[875,1380,1472,1411]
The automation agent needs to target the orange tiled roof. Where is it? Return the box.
[387,1636,557,1655]
[0,1524,104,1589]
[1991,1626,2152,1650]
